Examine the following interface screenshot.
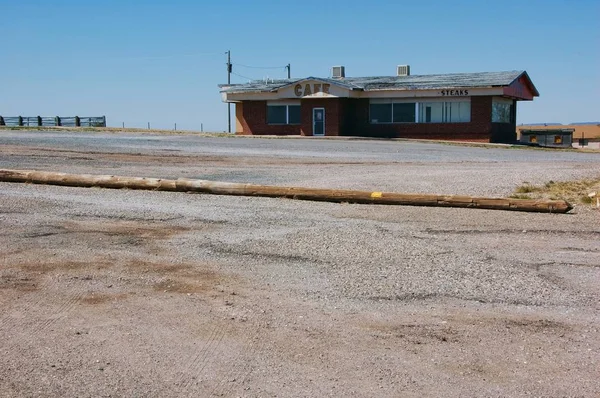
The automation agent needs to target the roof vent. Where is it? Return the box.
[397,65,410,76]
[332,66,345,78]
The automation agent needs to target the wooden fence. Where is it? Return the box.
[0,116,106,127]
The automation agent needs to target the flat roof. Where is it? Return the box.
[220,70,539,96]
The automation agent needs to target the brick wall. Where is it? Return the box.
[236,96,517,143]
[236,101,301,135]
[300,98,341,136]
[236,99,342,136]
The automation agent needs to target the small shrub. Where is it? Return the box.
[515,184,539,193]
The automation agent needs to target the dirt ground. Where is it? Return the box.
[1,132,599,397]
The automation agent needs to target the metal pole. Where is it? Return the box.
[286,63,291,79]
[174,123,177,131]
[201,123,203,132]
[148,122,150,130]
[227,50,231,133]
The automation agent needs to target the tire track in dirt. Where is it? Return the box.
[207,324,265,398]
[158,320,230,396]
[0,276,86,351]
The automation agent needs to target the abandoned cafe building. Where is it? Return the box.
[219,66,539,143]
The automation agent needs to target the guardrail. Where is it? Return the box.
[0,116,106,127]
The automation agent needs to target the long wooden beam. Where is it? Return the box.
[0,169,573,213]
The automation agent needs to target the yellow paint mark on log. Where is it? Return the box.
[371,192,383,198]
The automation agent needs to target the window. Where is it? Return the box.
[370,103,392,123]
[369,102,415,123]
[393,103,416,123]
[492,100,512,123]
[419,101,470,123]
[267,104,301,125]
[445,102,471,123]
[288,105,301,124]
[554,135,562,144]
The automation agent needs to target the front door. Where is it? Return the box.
[312,108,325,136]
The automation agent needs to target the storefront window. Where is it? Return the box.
[370,103,393,123]
[418,102,470,123]
[492,100,512,123]
[369,102,415,123]
[288,105,301,124]
[267,104,300,125]
[393,103,416,123]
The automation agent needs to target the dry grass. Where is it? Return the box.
[511,177,600,204]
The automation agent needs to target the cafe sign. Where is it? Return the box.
[294,83,332,97]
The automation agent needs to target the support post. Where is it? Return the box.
[55,116,61,127]
[286,63,291,79]
[37,116,42,126]
[0,116,4,126]
[226,50,232,133]
[18,116,23,126]
[75,116,81,127]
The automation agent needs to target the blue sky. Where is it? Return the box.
[1,0,598,131]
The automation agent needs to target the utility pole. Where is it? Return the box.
[286,63,291,79]
[226,50,232,133]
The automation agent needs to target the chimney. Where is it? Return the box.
[332,66,345,78]
[397,65,410,76]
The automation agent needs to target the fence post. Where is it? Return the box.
[174,123,177,131]
[37,116,42,126]
[18,116,23,126]
[55,116,61,127]
[148,122,150,130]
[75,116,80,127]
[102,116,106,127]
[0,116,4,126]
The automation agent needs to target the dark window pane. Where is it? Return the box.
[288,105,301,124]
[267,105,287,124]
[393,103,415,123]
[370,104,392,123]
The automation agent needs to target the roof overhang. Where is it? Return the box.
[502,71,540,100]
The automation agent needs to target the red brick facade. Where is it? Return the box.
[235,96,517,143]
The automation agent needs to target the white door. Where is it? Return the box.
[312,108,325,136]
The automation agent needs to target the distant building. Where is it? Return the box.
[519,129,574,148]
[219,67,539,143]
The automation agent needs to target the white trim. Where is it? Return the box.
[492,96,513,105]
[223,87,504,102]
[312,108,325,136]
[267,100,301,106]
[370,97,471,104]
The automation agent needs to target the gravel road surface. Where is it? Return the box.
[1,131,599,397]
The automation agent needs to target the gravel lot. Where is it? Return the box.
[1,131,599,397]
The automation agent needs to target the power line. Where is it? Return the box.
[233,63,288,70]
[231,72,256,81]
[103,51,225,61]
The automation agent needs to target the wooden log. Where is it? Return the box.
[0,169,573,213]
